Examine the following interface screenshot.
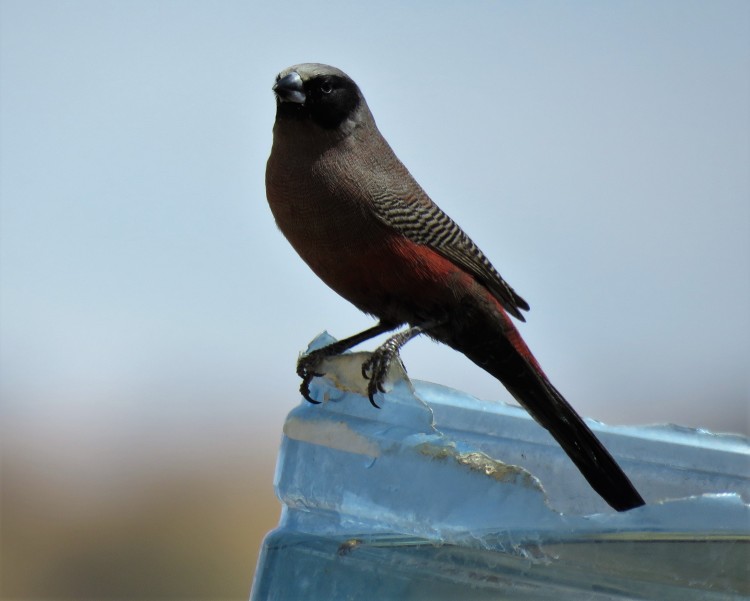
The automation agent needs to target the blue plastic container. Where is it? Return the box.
[251,339,749,600]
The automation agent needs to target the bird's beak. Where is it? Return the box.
[273,71,306,104]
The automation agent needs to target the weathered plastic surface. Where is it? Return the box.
[251,334,749,600]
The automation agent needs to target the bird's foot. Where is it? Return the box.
[360,339,404,408]
[297,322,427,407]
[361,325,427,408]
[295,322,400,404]
[296,351,326,404]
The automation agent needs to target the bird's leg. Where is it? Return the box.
[361,323,436,407]
[297,321,399,403]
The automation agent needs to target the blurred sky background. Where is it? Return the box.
[1,1,748,599]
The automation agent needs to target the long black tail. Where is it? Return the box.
[447,320,645,512]
[509,364,645,511]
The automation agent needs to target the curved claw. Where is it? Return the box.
[300,371,324,404]
[367,384,381,409]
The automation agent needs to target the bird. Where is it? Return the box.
[265,63,645,512]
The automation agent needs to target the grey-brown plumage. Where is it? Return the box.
[266,63,645,512]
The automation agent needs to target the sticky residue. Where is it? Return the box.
[416,442,544,493]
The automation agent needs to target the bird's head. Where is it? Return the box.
[272,63,370,134]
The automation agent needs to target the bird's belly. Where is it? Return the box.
[294,230,475,325]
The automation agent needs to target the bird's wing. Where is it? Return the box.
[371,192,530,320]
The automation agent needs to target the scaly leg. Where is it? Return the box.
[361,325,430,407]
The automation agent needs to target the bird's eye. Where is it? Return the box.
[320,81,333,94]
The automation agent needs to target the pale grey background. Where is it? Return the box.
[2,2,748,597]
[2,1,747,437]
